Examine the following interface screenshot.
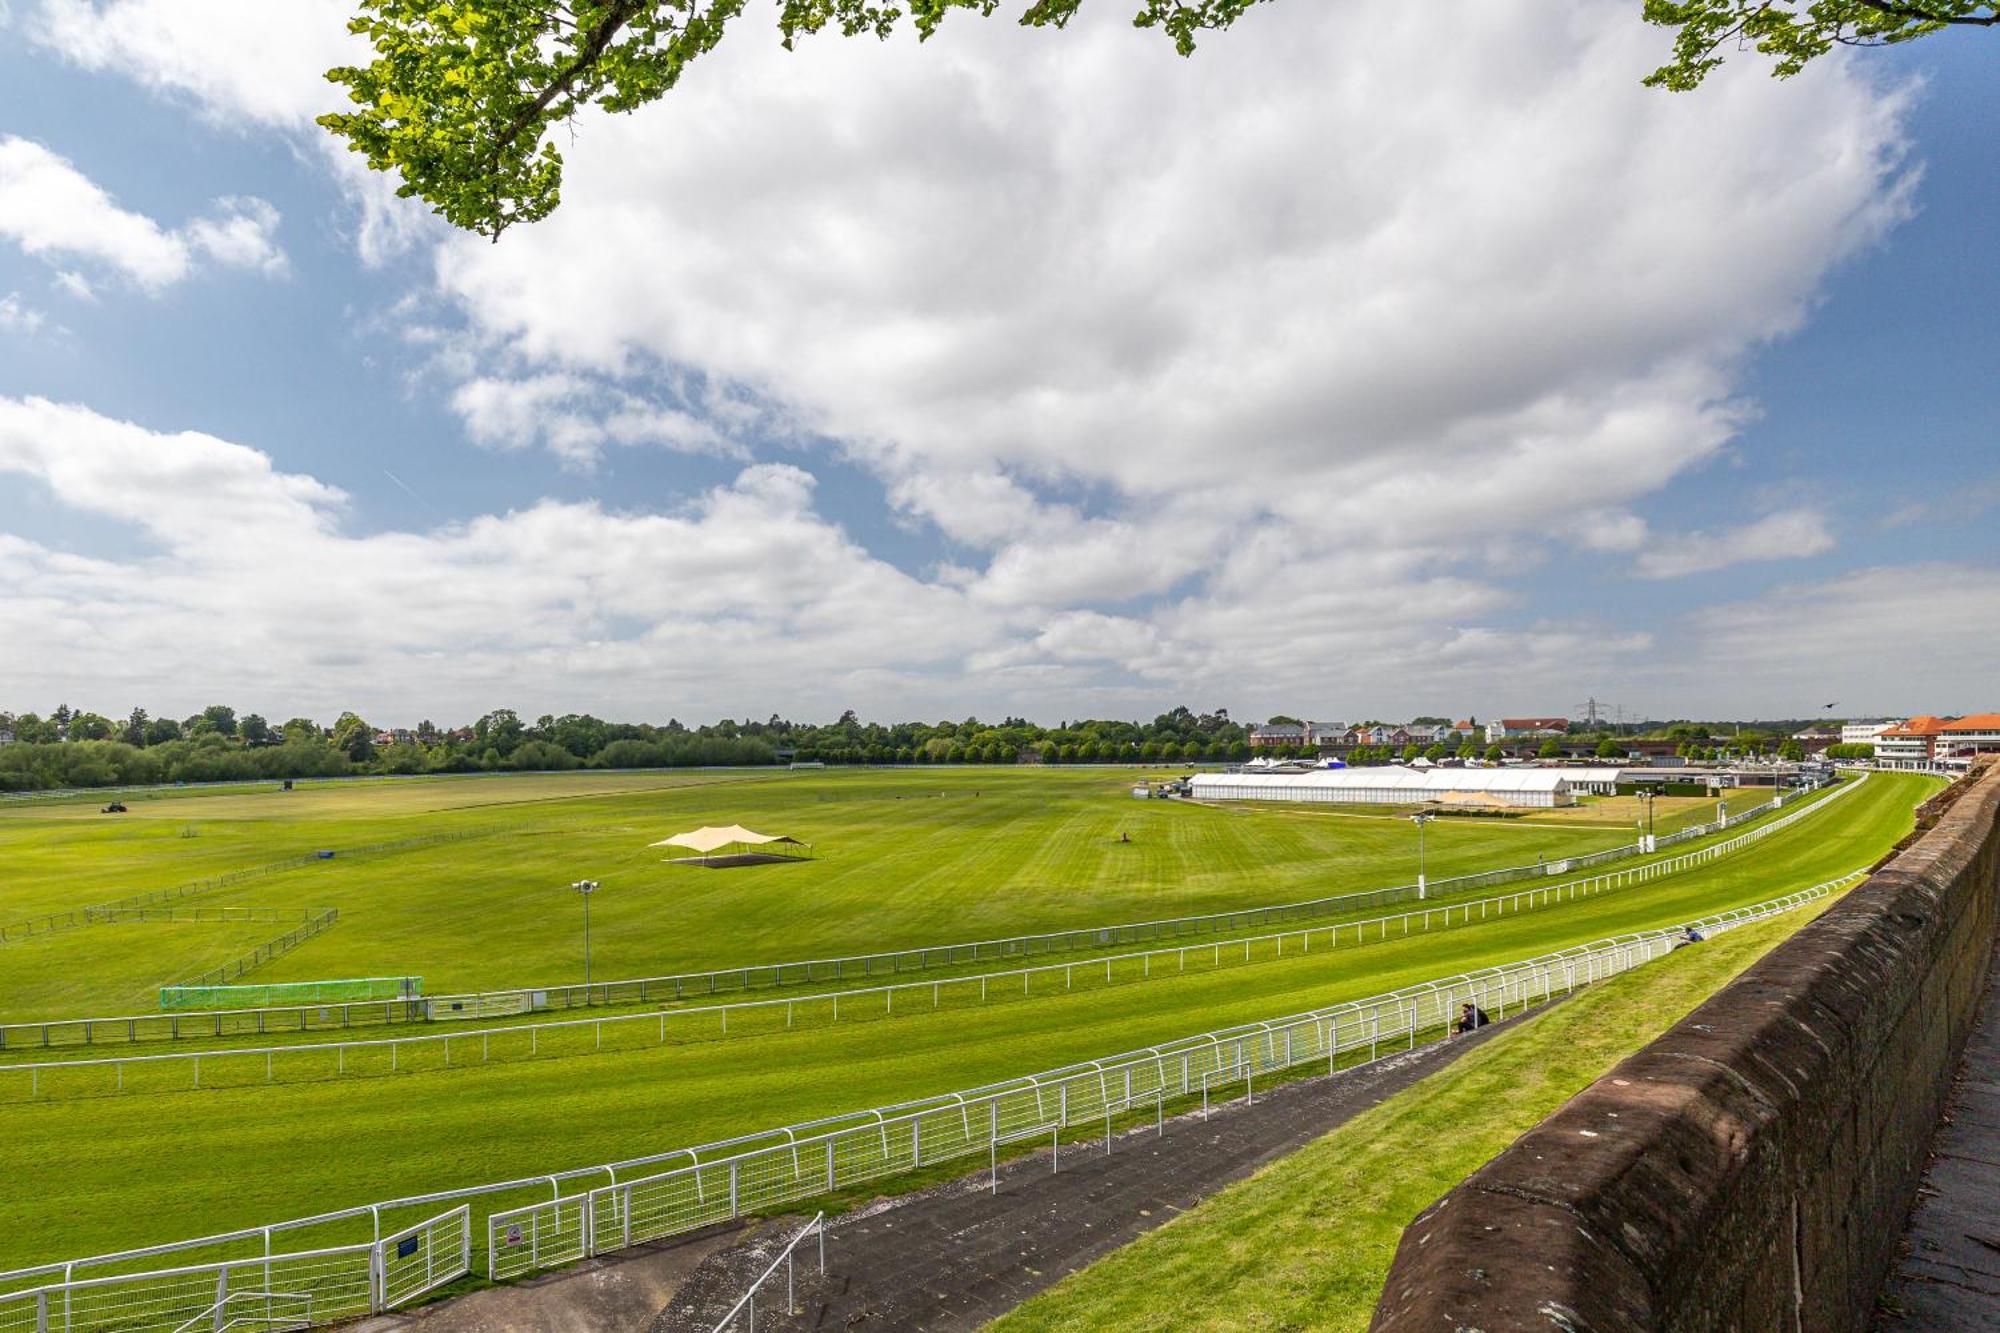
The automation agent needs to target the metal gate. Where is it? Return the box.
[487,1195,590,1281]
[375,1206,470,1310]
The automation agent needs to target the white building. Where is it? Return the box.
[1191,766,1574,808]
[1559,766,1626,796]
[1840,720,1901,746]
[1484,717,1570,743]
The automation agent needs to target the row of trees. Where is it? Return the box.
[0,703,1254,792]
[0,701,1856,794]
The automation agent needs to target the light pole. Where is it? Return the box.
[1636,791,1656,852]
[572,879,599,991]
[1410,812,1434,898]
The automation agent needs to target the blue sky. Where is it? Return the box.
[0,0,1994,726]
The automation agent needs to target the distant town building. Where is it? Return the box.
[1840,719,1902,746]
[1248,722,1308,750]
[1485,717,1570,742]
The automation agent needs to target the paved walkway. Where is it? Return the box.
[1878,942,2000,1330]
[653,1012,1533,1332]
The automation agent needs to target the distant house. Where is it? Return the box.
[1450,719,1478,739]
[1485,717,1570,743]
[0,726,14,746]
[1305,722,1350,751]
[1248,722,1308,750]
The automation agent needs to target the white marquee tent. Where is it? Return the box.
[1188,766,1575,808]
[649,825,812,866]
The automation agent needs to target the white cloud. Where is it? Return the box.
[2,395,1991,721]
[0,293,44,334]
[1676,564,2000,713]
[184,196,288,276]
[29,0,356,128]
[0,136,288,291]
[16,0,1973,722]
[449,373,738,469]
[1634,508,1836,578]
[27,1,437,264]
[0,396,998,718]
[425,0,1909,628]
[1572,510,1651,553]
[0,135,189,289]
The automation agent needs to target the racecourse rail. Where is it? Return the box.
[0,828,1865,1102]
[0,830,484,943]
[0,878,1855,1332]
[0,778,1857,1051]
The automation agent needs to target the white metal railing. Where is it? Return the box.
[0,780,1846,1052]
[480,876,1856,1285]
[0,1205,467,1333]
[710,1213,825,1333]
[167,1290,311,1333]
[0,777,1864,1104]
[0,877,1856,1323]
[0,781,1862,1100]
[0,832,483,945]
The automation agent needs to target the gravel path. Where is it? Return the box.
[653,1009,1535,1332]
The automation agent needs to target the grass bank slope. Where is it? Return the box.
[992,895,1836,1332]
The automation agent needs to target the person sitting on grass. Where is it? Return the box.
[1676,925,1705,948]
[1455,1002,1490,1034]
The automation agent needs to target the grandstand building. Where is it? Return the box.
[1940,714,2000,761]
[1876,717,1954,769]
[1190,766,1575,808]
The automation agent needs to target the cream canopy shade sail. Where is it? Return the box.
[649,825,809,856]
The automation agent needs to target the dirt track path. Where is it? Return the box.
[651,1009,1536,1332]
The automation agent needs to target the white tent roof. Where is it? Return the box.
[649,825,803,854]
[1190,766,1571,795]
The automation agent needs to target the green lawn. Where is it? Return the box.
[991,885,1834,1332]
[0,768,1647,1021]
[0,771,1931,1272]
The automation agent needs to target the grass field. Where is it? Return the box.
[0,769,1931,1271]
[991,890,1835,1332]
[0,768,1659,1021]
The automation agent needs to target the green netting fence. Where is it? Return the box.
[160,976,422,1010]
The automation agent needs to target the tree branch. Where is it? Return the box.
[489,0,645,162]
[1852,0,1999,23]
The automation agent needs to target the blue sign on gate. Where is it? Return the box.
[397,1235,420,1259]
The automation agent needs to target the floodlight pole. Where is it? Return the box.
[573,879,599,992]
[1411,813,1433,898]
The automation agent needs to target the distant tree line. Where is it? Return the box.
[0,703,1252,793]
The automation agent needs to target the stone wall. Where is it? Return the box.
[1370,762,2000,1332]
